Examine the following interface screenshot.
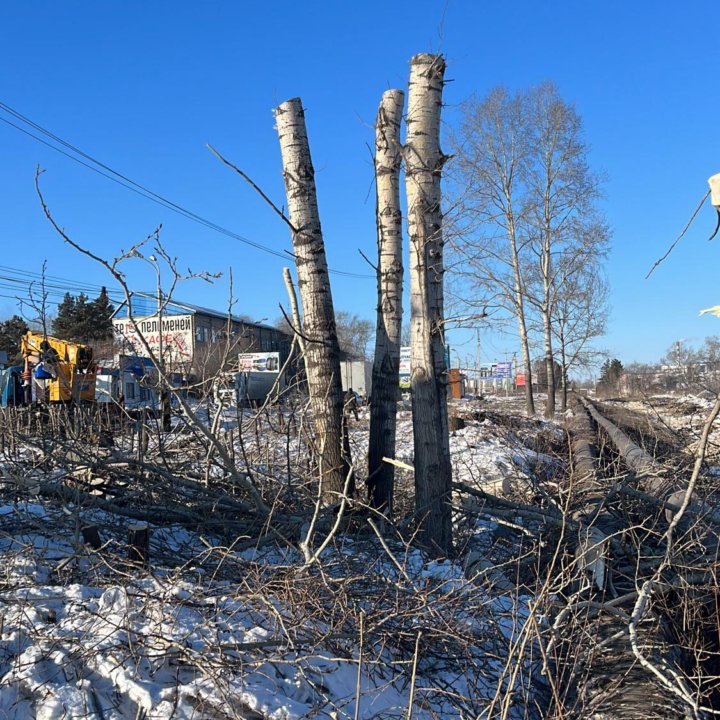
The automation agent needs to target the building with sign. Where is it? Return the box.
[114,298,291,381]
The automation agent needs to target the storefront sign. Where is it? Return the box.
[114,314,194,362]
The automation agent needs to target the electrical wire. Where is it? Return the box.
[0,100,373,280]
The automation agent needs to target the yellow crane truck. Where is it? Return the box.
[20,332,96,403]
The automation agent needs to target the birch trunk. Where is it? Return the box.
[368,89,405,513]
[405,54,452,555]
[543,310,556,417]
[559,320,568,412]
[508,215,535,416]
[274,98,351,503]
[542,224,556,418]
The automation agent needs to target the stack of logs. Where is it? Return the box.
[550,394,719,719]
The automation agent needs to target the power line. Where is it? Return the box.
[0,266,119,295]
[0,265,128,311]
[0,100,373,280]
[0,268,123,297]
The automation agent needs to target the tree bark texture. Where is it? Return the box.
[542,222,556,418]
[368,89,405,514]
[508,221,535,416]
[274,98,351,503]
[282,266,305,355]
[559,321,568,412]
[405,54,453,555]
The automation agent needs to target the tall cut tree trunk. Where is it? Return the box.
[274,98,351,504]
[405,53,452,555]
[368,89,405,514]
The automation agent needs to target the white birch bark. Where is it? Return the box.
[405,54,453,554]
[542,204,556,418]
[274,98,351,503]
[507,211,535,416]
[368,89,405,514]
[282,266,305,355]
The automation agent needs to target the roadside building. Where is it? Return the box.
[113,298,291,384]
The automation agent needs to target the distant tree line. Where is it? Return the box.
[0,288,114,362]
[622,337,720,394]
[0,315,29,361]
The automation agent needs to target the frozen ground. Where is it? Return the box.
[602,391,720,468]
[0,395,557,719]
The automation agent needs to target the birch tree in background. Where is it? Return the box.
[449,89,536,416]
[274,98,351,503]
[368,89,404,513]
[552,258,609,411]
[450,84,607,417]
[525,83,604,418]
[405,54,453,555]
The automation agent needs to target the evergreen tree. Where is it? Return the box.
[73,293,92,341]
[53,293,77,339]
[89,287,114,340]
[0,315,29,361]
[52,289,115,342]
[599,358,624,388]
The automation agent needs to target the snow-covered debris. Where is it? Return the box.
[0,397,555,719]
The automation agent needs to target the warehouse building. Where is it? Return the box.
[113,297,291,382]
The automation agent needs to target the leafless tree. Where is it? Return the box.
[335,311,374,360]
[368,89,404,513]
[524,83,606,418]
[450,84,608,418]
[449,88,536,415]
[552,258,609,410]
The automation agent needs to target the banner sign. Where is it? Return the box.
[495,361,513,378]
[114,314,193,362]
[480,362,513,381]
[399,346,411,389]
[238,352,281,373]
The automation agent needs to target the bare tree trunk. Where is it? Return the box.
[517,311,535,414]
[508,223,535,416]
[542,286,555,420]
[368,89,404,514]
[543,312,556,418]
[274,98,351,504]
[283,267,305,355]
[405,54,452,556]
[559,320,569,412]
[542,225,556,418]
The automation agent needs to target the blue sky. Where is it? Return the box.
[1,1,719,371]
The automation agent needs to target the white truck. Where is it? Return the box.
[340,360,372,399]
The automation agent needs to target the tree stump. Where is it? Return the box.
[127,523,150,567]
[81,524,102,550]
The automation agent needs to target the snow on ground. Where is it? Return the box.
[0,396,555,719]
[602,391,720,466]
